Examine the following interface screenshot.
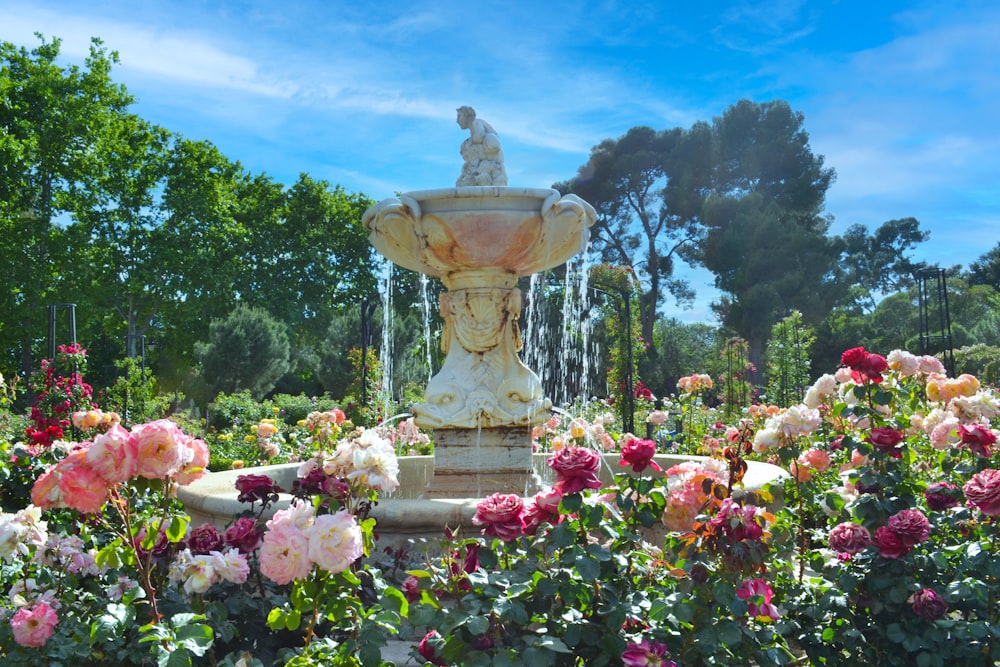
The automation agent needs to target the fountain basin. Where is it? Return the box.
[178,455,788,550]
[363,187,596,286]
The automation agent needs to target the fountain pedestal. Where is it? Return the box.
[423,427,541,498]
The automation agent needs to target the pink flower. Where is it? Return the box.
[799,448,831,473]
[174,436,210,486]
[873,525,909,559]
[828,522,871,555]
[418,630,446,666]
[621,639,678,667]
[887,509,930,546]
[473,493,525,542]
[305,510,363,574]
[521,489,562,535]
[964,468,1000,516]
[736,578,780,621]
[647,410,669,426]
[10,601,58,648]
[259,523,312,585]
[909,588,948,620]
[86,424,138,483]
[57,450,109,514]
[132,419,186,479]
[30,466,63,510]
[213,548,250,584]
[548,446,602,494]
[619,437,661,473]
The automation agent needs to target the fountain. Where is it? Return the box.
[178,108,788,549]
[362,106,597,497]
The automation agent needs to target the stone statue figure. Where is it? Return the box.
[456,106,508,186]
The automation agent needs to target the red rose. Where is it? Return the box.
[473,493,525,541]
[828,522,872,555]
[958,423,997,458]
[910,588,948,620]
[924,482,961,511]
[964,468,1000,516]
[841,347,868,368]
[224,516,263,553]
[867,428,904,457]
[186,522,224,555]
[887,509,930,546]
[619,437,661,473]
[235,473,282,505]
[873,525,909,559]
[418,630,446,666]
[548,446,602,494]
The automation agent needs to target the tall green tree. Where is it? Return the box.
[555,126,706,355]
[699,100,837,374]
[195,305,290,400]
[833,217,929,312]
[0,35,133,374]
[967,241,1000,290]
[62,113,172,360]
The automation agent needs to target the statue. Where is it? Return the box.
[456,106,508,186]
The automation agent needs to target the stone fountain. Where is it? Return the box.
[362,106,597,498]
[178,109,788,551]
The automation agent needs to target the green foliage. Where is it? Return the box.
[952,343,1000,385]
[195,305,291,401]
[589,264,642,414]
[765,311,815,407]
[98,355,177,426]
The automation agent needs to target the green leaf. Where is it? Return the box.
[464,615,489,635]
[382,584,409,618]
[267,607,286,631]
[166,515,189,542]
[575,554,601,580]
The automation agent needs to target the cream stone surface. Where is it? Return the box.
[362,187,597,433]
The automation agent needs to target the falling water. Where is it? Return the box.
[378,260,394,416]
[523,253,595,408]
[420,272,434,385]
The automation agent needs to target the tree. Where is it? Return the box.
[555,126,706,357]
[765,311,814,407]
[833,218,929,312]
[0,35,133,375]
[967,242,1000,290]
[699,100,837,375]
[195,305,290,400]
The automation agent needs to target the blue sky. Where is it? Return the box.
[3,0,998,322]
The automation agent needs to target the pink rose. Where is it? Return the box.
[174,436,210,485]
[621,639,678,667]
[86,424,138,483]
[887,509,930,546]
[799,448,831,473]
[828,522,872,555]
[873,525,909,559]
[521,490,562,535]
[58,450,109,514]
[548,446,602,494]
[619,437,661,473]
[418,630,446,666]
[964,468,1000,516]
[132,419,186,479]
[259,523,312,585]
[30,466,63,510]
[736,578,780,621]
[305,510,363,574]
[10,601,59,648]
[473,493,524,542]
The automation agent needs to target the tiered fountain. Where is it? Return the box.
[178,108,786,547]
[363,106,597,498]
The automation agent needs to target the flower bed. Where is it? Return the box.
[0,346,997,665]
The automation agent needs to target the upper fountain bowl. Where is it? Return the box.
[362,187,597,289]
